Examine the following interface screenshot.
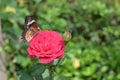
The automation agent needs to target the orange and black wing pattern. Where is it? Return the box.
[21,16,40,42]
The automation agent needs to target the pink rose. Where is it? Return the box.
[27,30,65,63]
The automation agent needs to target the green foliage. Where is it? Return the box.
[17,63,46,80]
[1,0,120,80]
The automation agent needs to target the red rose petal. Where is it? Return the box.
[27,30,65,63]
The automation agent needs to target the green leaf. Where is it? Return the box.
[81,63,97,76]
[117,73,120,79]
[42,69,50,80]
[54,76,72,80]
[33,75,43,80]
[17,70,32,80]
[17,63,46,80]
[28,63,46,76]
[100,66,108,73]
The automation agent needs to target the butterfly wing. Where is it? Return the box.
[22,16,40,42]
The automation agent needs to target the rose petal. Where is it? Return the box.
[39,57,54,63]
[27,30,65,63]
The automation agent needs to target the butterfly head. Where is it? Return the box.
[25,16,36,28]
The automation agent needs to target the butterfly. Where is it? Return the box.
[21,16,40,42]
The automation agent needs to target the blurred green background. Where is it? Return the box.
[0,0,120,80]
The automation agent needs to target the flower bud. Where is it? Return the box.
[63,31,72,41]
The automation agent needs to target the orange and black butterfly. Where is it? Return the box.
[21,16,40,42]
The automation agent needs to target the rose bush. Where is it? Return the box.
[27,30,65,63]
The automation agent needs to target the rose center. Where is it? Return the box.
[43,44,52,52]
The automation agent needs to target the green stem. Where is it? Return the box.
[48,66,53,80]
[48,59,62,80]
[49,68,53,80]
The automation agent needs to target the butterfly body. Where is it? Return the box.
[22,16,40,42]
